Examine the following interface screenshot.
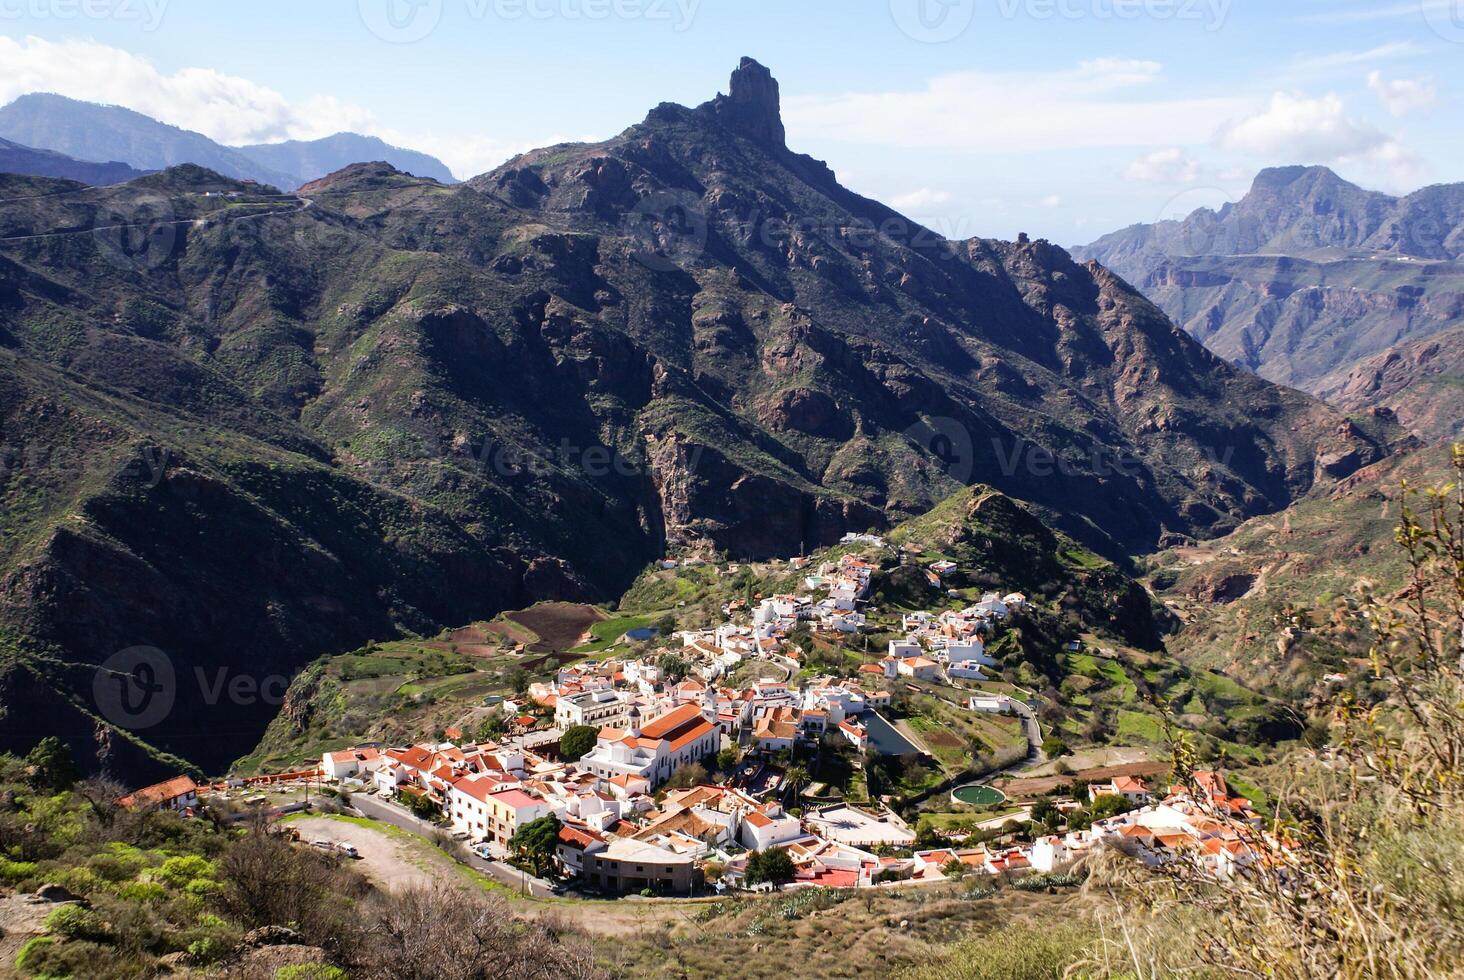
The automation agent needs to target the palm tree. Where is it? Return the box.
[785,764,810,802]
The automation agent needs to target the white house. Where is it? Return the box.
[321,747,383,782]
[740,802,804,851]
[897,657,941,681]
[889,639,922,659]
[578,704,721,789]
[967,695,1015,715]
[555,689,635,730]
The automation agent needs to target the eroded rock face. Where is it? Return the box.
[706,57,787,149]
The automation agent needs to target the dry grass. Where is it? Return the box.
[599,884,1094,979]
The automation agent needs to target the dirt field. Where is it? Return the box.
[994,760,1171,799]
[508,602,607,654]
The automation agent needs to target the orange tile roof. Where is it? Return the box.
[118,775,198,808]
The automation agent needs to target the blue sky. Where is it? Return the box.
[1,0,1460,243]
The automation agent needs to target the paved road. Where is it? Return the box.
[348,794,557,899]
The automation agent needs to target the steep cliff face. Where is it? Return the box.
[0,62,1398,779]
[1312,324,1464,444]
[1075,167,1464,390]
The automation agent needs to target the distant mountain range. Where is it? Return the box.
[0,136,147,185]
[237,133,455,187]
[0,93,456,190]
[1075,166,1464,395]
[0,59,1398,780]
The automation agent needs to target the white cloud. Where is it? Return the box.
[1215,91,1423,189]
[783,60,1247,154]
[1040,195,1062,208]
[1216,92,1389,160]
[0,36,563,179]
[890,188,952,212]
[1125,148,1202,183]
[1367,71,1438,117]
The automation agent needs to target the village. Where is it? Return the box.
[121,535,1271,900]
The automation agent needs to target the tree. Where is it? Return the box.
[25,738,78,792]
[1040,735,1071,758]
[508,815,561,878]
[784,764,809,800]
[398,791,440,821]
[1088,793,1135,821]
[665,763,709,790]
[716,746,741,772]
[941,857,969,880]
[656,654,690,683]
[559,726,599,763]
[743,848,795,887]
[475,715,506,743]
[507,668,530,697]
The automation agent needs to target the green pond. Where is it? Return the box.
[952,784,1007,806]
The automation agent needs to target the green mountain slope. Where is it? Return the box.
[0,62,1397,780]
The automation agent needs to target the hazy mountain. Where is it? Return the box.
[0,93,296,189]
[236,133,456,188]
[0,136,148,185]
[1075,167,1464,390]
[0,61,1398,780]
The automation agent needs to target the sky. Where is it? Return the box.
[0,0,1460,244]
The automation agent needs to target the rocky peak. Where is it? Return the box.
[704,57,786,149]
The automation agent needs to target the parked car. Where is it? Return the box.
[473,843,494,860]
[310,840,334,851]
[336,843,360,859]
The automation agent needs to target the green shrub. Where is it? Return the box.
[116,880,167,903]
[186,937,229,966]
[0,857,39,884]
[14,935,55,973]
[44,904,103,940]
[157,855,214,888]
[41,866,104,897]
[276,967,350,980]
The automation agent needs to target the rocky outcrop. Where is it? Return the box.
[703,57,787,149]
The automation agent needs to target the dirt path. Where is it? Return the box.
[291,815,704,937]
[292,816,450,892]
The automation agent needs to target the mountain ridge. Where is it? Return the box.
[0,93,457,191]
[0,59,1399,781]
[1074,166,1464,390]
